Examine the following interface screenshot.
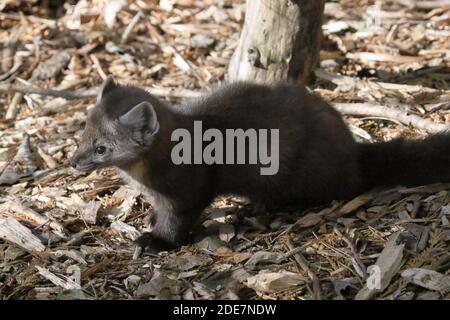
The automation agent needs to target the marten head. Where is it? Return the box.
[70,76,160,172]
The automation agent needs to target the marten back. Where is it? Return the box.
[71,78,450,253]
[167,82,363,206]
[167,81,450,206]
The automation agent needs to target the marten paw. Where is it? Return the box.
[133,232,173,255]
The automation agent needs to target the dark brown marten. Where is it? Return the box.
[70,76,450,252]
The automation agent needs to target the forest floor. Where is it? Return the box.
[0,0,450,300]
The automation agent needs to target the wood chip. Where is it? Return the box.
[355,233,404,300]
[401,268,450,293]
[110,220,141,240]
[340,192,375,215]
[36,266,82,290]
[1,200,67,237]
[0,218,45,252]
[246,270,306,294]
[108,185,140,220]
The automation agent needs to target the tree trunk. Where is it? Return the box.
[228,0,325,84]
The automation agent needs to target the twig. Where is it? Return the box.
[317,70,447,132]
[392,0,450,9]
[0,83,96,100]
[66,230,90,246]
[145,86,201,99]
[5,92,24,120]
[121,11,144,44]
[236,231,282,252]
[286,238,322,300]
[5,49,72,119]
[284,241,314,257]
[0,57,22,81]
[315,69,438,94]
[169,45,208,85]
[333,103,448,133]
[2,81,446,134]
[334,228,367,280]
[0,83,201,100]
[0,12,56,26]
[89,54,107,80]
[0,27,23,81]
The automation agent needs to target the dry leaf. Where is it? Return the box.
[245,251,286,266]
[246,270,306,293]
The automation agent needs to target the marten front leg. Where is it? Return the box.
[134,215,189,253]
[134,195,207,253]
[134,207,191,253]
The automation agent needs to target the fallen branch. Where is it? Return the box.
[393,0,450,9]
[5,92,24,120]
[333,103,448,133]
[0,83,97,100]
[121,11,144,44]
[145,86,201,99]
[315,69,438,94]
[0,83,201,100]
[2,81,445,133]
[315,69,448,132]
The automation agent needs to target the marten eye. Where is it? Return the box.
[95,146,106,155]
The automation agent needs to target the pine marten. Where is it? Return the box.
[70,76,450,252]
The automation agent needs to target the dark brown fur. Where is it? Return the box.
[70,78,450,252]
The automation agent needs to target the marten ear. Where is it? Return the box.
[119,101,160,143]
[97,76,117,103]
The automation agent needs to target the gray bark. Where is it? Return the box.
[228,0,325,84]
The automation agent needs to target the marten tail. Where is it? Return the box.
[357,132,450,190]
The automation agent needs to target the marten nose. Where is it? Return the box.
[69,158,78,168]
